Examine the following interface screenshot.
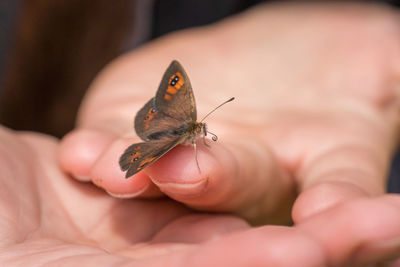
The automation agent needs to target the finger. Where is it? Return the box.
[144,138,297,225]
[151,214,250,244]
[59,129,163,198]
[133,226,325,267]
[292,143,390,222]
[154,196,400,267]
[83,132,296,224]
[59,129,116,181]
[297,195,400,266]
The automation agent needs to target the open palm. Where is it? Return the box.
[0,129,255,266]
[2,128,400,266]
[3,2,400,266]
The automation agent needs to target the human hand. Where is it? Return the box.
[58,2,400,264]
[1,126,399,266]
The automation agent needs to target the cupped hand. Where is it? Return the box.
[1,126,400,266]
[54,1,400,264]
[60,1,400,222]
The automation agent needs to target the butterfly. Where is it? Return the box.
[119,60,234,178]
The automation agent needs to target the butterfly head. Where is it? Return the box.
[185,121,207,142]
[185,121,218,143]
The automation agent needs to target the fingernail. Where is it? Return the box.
[151,178,208,196]
[75,175,91,181]
[354,236,400,264]
[106,184,150,199]
[373,236,400,251]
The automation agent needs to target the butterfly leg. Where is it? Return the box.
[201,125,211,148]
[193,142,201,174]
[202,135,211,148]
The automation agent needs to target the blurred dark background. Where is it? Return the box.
[0,0,399,192]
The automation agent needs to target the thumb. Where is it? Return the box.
[292,143,390,223]
[145,138,296,224]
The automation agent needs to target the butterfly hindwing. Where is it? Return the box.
[155,60,197,121]
[119,137,181,178]
[134,97,184,141]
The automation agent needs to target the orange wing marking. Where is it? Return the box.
[167,86,177,94]
[174,72,184,89]
[130,152,141,163]
[138,157,156,168]
[168,72,184,89]
[144,114,153,122]
[164,72,184,100]
[147,107,158,115]
[143,107,158,129]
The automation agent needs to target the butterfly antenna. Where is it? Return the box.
[207,131,218,141]
[200,97,235,122]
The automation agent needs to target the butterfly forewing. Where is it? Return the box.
[155,60,197,121]
[119,137,182,178]
[134,61,196,142]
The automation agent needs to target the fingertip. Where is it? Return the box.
[145,142,230,203]
[145,143,218,196]
[297,196,400,265]
[59,129,116,181]
[292,181,369,223]
[91,137,163,198]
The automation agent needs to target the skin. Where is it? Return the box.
[1,2,400,266]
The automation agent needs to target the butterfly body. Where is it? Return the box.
[119,60,207,178]
[141,119,206,144]
[176,121,206,145]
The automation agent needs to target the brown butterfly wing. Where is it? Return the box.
[124,61,196,178]
[134,97,184,141]
[155,60,197,121]
[134,60,197,141]
[119,137,181,178]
